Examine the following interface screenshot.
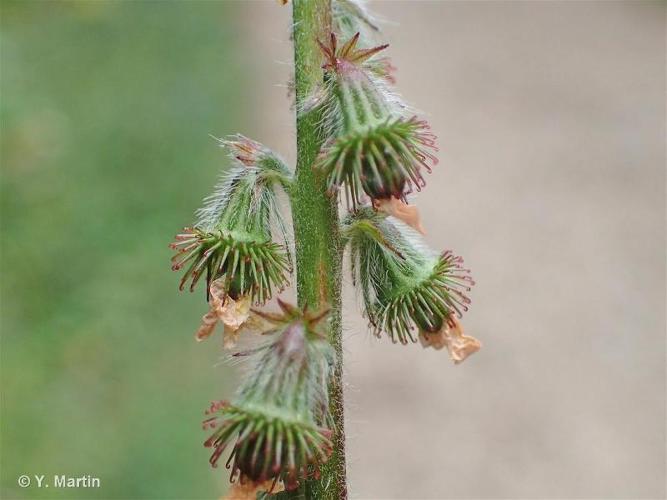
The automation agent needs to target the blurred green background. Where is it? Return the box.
[1,1,250,498]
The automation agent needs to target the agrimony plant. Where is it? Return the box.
[170,1,479,498]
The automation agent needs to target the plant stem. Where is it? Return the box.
[290,0,347,498]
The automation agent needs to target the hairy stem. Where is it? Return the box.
[289,0,347,498]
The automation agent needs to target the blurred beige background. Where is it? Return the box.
[242,1,666,499]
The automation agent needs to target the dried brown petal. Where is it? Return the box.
[195,310,219,342]
[195,278,252,348]
[418,327,447,350]
[223,479,284,500]
[217,295,251,332]
[209,278,227,311]
[374,197,426,235]
[419,317,481,364]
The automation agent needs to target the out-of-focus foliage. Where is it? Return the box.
[1,2,247,498]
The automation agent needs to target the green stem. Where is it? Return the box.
[289,0,347,498]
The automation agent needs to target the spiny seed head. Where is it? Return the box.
[170,228,290,304]
[196,135,291,234]
[203,404,333,491]
[314,33,438,207]
[312,32,397,136]
[343,207,474,344]
[371,250,474,344]
[203,302,334,490]
[238,300,333,422]
[318,115,438,207]
[171,134,292,301]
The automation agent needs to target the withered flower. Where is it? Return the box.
[223,479,284,500]
[419,315,481,364]
[373,196,426,234]
[194,278,258,349]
